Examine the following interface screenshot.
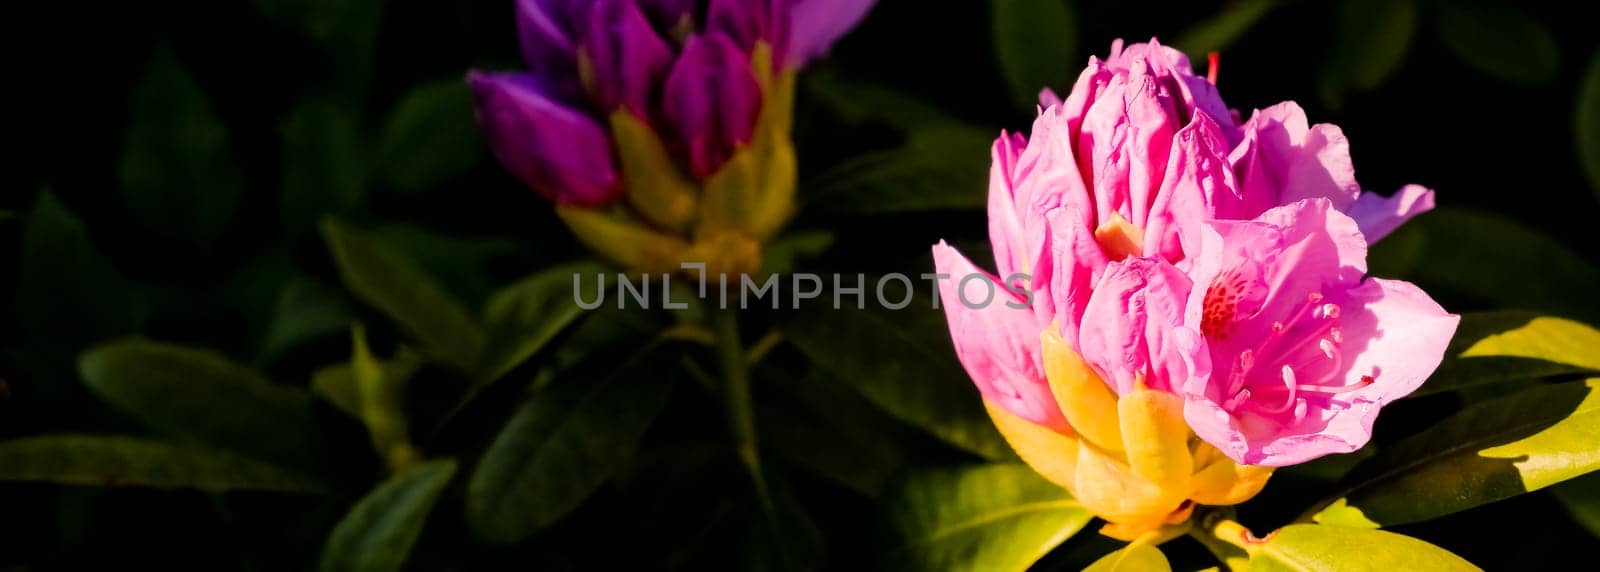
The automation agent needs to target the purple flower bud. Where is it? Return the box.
[467,71,622,206]
[516,0,590,98]
[662,33,763,179]
[580,0,674,117]
[707,0,790,62]
[788,0,877,66]
[637,0,696,30]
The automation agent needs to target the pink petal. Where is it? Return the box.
[1346,184,1436,242]
[932,242,1067,431]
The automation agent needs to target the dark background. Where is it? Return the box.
[6,0,1599,569]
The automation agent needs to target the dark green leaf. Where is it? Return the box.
[802,70,966,131]
[321,219,488,371]
[0,435,327,493]
[1310,379,1600,528]
[18,193,139,387]
[281,100,367,236]
[78,339,321,468]
[1368,208,1600,324]
[1578,50,1600,201]
[1319,0,1416,108]
[758,368,912,497]
[118,47,242,244]
[369,222,519,309]
[783,286,1013,460]
[1083,542,1170,572]
[1173,0,1281,62]
[1248,525,1477,571]
[1413,311,1600,397]
[252,0,384,102]
[881,464,1090,571]
[1551,471,1600,538]
[466,345,678,545]
[259,276,356,363]
[806,126,994,214]
[477,261,604,382]
[992,0,1077,110]
[1436,0,1559,85]
[320,459,457,572]
[376,80,485,193]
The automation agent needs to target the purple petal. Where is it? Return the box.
[662,33,762,179]
[516,0,589,97]
[707,0,790,61]
[788,0,877,66]
[580,0,674,117]
[467,71,621,206]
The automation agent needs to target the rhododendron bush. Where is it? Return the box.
[6,1,1600,570]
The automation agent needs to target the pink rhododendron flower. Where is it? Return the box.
[1182,199,1459,466]
[934,38,1459,535]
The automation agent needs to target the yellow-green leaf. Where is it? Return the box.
[320,459,458,572]
[1084,542,1171,572]
[881,464,1090,572]
[1249,525,1478,571]
[1413,312,1600,397]
[0,435,327,493]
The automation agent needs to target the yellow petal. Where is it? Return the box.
[1189,443,1274,506]
[556,205,689,273]
[1040,328,1124,453]
[610,111,699,233]
[1073,442,1186,526]
[985,400,1079,491]
[1117,386,1193,489]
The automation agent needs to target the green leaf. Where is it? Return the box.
[807,126,994,214]
[477,261,603,382]
[321,219,488,371]
[466,345,679,545]
[782,286,1013,460]
[17,193,139,386]
[0,435,327,493]
[1413,312,1600,397]
[252,0,384,102]
[259,276,356,363]
[281,100,367,237]
[991,0,1077,110]
[1551,471,1600,538]
[1172,0,1281,62]
[1083,542,1171,572]
[1368,208,1600,324]
[1578,50,1600,202]
[312,352,421,421]
[368,223,519,309]
[320,459,457,572]
[1310,378,1600,527]
[758,368,912,497]
[881,464,1090,571]
[1436,0,1559,85]
[802,70,966,131]
[351,326,422,471]
[376,80,485,193]
[118,47,242,244]
[1248,525,1478,571]
[78,339,322,468]
[1319,0,1416,108]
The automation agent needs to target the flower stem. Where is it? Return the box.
[711,306,778,522]
[1190,507,1255,571]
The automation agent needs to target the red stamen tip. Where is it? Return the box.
[1207,52,1220,85]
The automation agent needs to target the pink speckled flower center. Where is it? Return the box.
[1217,291,1372,416]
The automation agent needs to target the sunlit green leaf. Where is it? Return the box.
[782,285,1013,460]
[806,126,993,214]
[1310,379,1600,527]
[118,47,242,244]
[466,345,678,545]
[321,219,488,371]
[0,435,327,493]
[1248,525,1477,571]
[1083,542,1170,572]
[1413,312,1600,397]
[992,0,1077,110]
[78,339,322,469]
[376,80,485,193]
[320,459,457,572]
[1319,0,1416,108]
[1436,0,1559,85]
[881,464,1090,571]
